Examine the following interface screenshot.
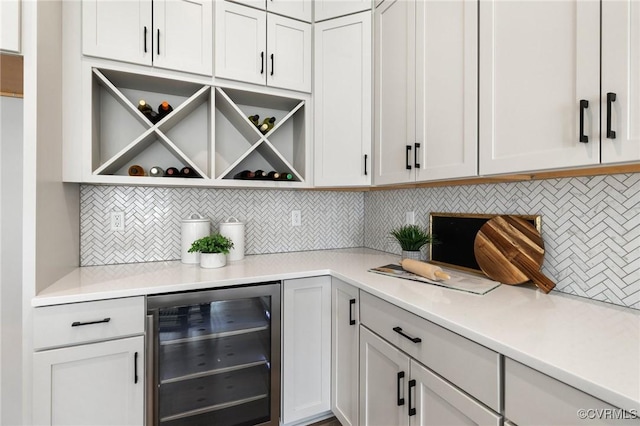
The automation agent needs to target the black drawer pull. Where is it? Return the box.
[157,29,160,55]
[349,298,356,325]
[144,26,147,53]
[393,326,422,343]
[71,318,111,327]
[364,154,368,176]
[405,145,412,170]
[579,99,589,143]
[607,92,617,139]
[134,352,139,384]
[408,379,416,416]
[414,142,420,168]
[397,371,405,406]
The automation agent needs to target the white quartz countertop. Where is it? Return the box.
[34,248,640,414]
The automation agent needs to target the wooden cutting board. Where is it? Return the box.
[474,215,555,293]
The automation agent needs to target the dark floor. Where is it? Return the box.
[309,416,342,426]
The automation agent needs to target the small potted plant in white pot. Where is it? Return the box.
[390,224,433,261]
[188,233,234,269]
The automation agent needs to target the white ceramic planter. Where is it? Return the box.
[199,253,227,269]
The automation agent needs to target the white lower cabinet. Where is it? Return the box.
[505,358,638,425]
[331,278,359,426]
[32,297,146,426]
[282,276,332,424]
[360,327,501,426]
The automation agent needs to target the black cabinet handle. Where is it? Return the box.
[405,145,412,170]
[270,54,274,76]
[397,371,405,406]
[349,298,356,325]
[156,29,160,55]
[364,154,368,176]
[414,143,420,168]
[393,326,422,343]
[260,52,265,74]
[607,92,617,139]
[408,379,416,416]
[71,318,111,327]
[579,99,589,143]
[144,26,147,53]
[134,352,139,384]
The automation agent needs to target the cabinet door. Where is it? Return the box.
[479,0,600,175]
[314,11,372,187]
[331,278,360,426]
[315,0,371,22]
[268,0,312,22]
[360,326,410,426]
[153,0,212,75]
[601,0,640,163]
[215,1,266,86]
[33,336,144,426]
[373,0,416,185]
[266,14,312,93]
[82,0,152,66]
[409,360,501,426]
[227,0,266,11]
[415,0,477,182]
[282,276,331,424]
[0,0,20,53]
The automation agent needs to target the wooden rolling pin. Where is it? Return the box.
[400,259,451,281]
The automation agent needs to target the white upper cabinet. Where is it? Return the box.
[152,0,213,75]
[229,0,311,22]
[601,0,640,164]
[314,0,371,22]
[215,1,266,85]
[267,14,312,92]
[269,0,312,23]
[479,0,601,175]
[374,0,477,186]
[314,11,371,186]
[82,0,152,66]
[0,0,21,53]
[215,1,311,93]
[82,0,212,75]
[373,0,416,185]
[415,0,477,182]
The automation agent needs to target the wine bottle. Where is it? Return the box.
[164,167,180,177]
[157,101,174,121]
[128,165,145,176]
[259,117,276,134]
[248,114,260,128]
[149,166,164,177]
[234,170,255,179]
[279,172,294,181]
[254,169,268,179]
[180,167,198,178]
[267,171,280,179]
[138,100,159,124]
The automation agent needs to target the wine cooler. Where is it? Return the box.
[146,282,281,426]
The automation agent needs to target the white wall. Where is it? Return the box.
[0,95,24,426]
[20,0,80,423]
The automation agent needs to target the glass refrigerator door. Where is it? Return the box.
[156,296,274,426]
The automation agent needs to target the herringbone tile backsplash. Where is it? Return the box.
[80,173,639,309]
[80,186,364,266]
[364,174,639,309]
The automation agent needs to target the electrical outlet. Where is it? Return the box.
[110,211,125,231]
[406,211,416,225]
[291,210,301,227]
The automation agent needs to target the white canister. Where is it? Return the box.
[219,216,245,261]
[181,213,210,264]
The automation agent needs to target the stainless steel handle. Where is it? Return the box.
[146,314,156,426]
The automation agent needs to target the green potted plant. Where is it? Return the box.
[188,233,234,269]
[390,224,433,261]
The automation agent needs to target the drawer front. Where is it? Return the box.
[360,291,500,412]
[505,358,637,425]
[34,297,145,350]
